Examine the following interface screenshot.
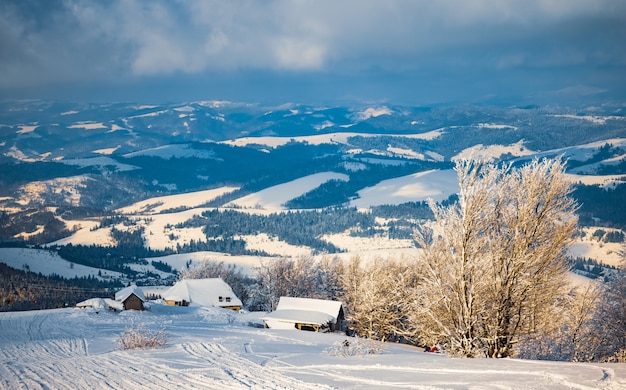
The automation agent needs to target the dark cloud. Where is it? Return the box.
[1,0,625,104]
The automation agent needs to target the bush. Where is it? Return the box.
[118,324,167,350]
[327,336,386,357]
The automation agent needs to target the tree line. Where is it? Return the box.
[0,262,118,312]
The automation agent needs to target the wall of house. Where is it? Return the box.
[123,294,144,311]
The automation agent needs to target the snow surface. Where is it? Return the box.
[93,146,120,155]
[68,122,108,130]
[16,125,38,134]
[552,114,625,125]
[123,144,219,159]
[60,156,138,172]
[350,169,459,208]
[1,305,624,389]
[226,172,349,211]
[0,248,124,280]
[221,130,442,149]
[454,140,535,161]
[15,176,92,206]
[565,173,626,188]
[357,106,392,120]
[116,186,239,215]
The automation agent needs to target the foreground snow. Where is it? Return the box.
[1,305,624,389]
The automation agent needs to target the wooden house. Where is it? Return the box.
[163,278,242,311]
[262,297,345,332]
[115,285,146,311]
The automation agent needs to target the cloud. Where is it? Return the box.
[0,0,624,103]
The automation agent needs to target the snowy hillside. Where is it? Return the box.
[1,100,626,287]
[1,305,624,389]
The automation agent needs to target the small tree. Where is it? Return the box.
[118,324,167,350]
[413,158,578,357]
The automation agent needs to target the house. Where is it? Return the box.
[163,278,242,311]
[262,297,345,332]
[115,284,146,311]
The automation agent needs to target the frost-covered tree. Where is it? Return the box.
[343,258,420,343]
[252,255,344,311]
[592,263,626,362]
[516,282,602,361]
[413,158,578,357]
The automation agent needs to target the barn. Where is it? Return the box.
[163,278,242,311]
[115,285,146,311]
[262,297,345,332]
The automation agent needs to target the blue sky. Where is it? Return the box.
[1,0,625,105]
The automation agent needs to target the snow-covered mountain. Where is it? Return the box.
[1,100,625,285]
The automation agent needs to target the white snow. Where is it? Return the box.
[144,251,263,276]
[123,144,219,159]
[357,106,392,120]
[5,146,48,162]
[17,125,38,134]
[68,122,108,130]
[16,176,92,206]
[532,138,626,163]
[116,187,239,215]
[552,114,625,125]
[221,130,443,149]
[129,109,168,118]
[60,156,138,171]
[565,173,626,188]
[236,233,312,257]
[322,232,415,253]
[226,172,349,211]
[455,140,535,161]
[386,145,427,160]
[173,105,195,112]
[568,227,626,268]
[51,220,115,247]
[93,146,120,155]
[314,120,335,131]
[0,305,624,389]
[135,209,212,251]
[0,247,123,280]
[350,169,459,208]
[477,123,518,130]
[163,278,242,308]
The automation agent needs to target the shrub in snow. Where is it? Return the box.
[118,324,167,350]
[327,336,386,357]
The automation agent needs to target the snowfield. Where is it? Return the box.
[226,172,349,211]
[0,248,124,280]
[116,186,239,215]
[1,305,624,389]
[350,169,459,208]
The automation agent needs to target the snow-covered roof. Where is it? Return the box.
[115,285,146,302]
[76,297,122,311]
[163,278,242,308]
[262,309,334,326]
[262,297,343,325]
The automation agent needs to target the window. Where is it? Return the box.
[225,297,231,302]
[218,296,223,302]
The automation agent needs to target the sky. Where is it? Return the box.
[1,0,625,106]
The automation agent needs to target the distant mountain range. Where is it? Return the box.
[0,100,625,284]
